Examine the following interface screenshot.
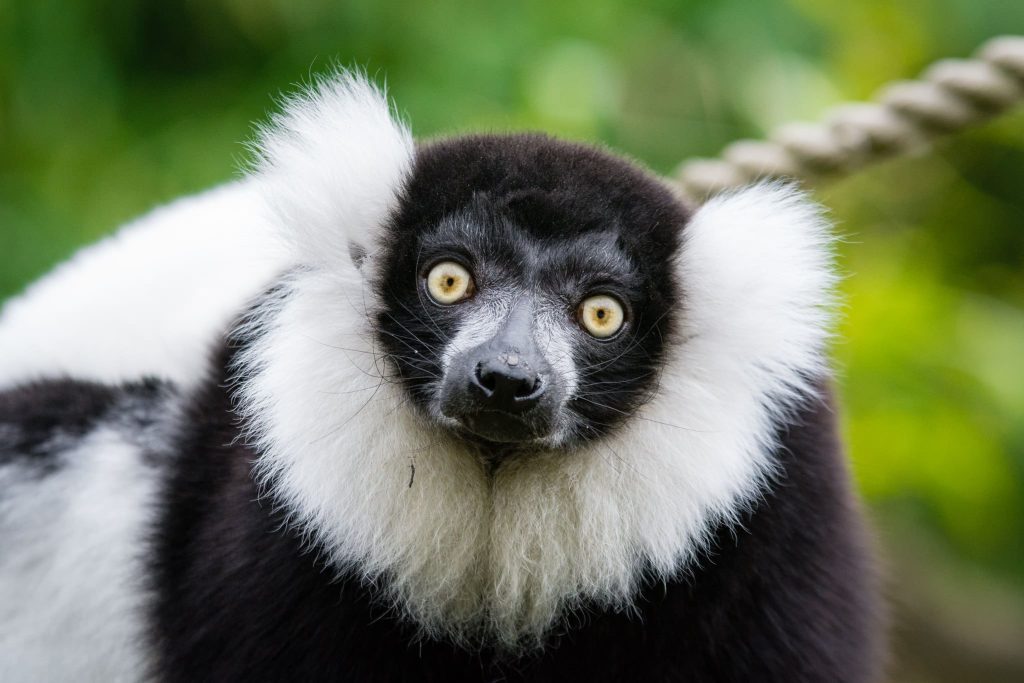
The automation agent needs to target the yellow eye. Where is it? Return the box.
[426,261,474,304]
[578,294,625,338]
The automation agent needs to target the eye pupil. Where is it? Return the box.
[578,295,625,338]
[426,261,474,304]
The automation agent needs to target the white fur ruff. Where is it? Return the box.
[251,71,415,278]
[234,74,838,649]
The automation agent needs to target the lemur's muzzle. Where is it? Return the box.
[439,301,562,444]
[470,355,545,413]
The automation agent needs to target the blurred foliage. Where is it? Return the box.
[1,0,1023,678]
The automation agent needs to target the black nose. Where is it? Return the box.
[471,358,544,413]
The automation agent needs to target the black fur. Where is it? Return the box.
[148,346,880,682]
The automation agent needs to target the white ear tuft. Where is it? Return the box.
[679,182,839,413]
[252,71,415,272]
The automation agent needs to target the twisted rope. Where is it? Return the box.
[674,35,1024,201]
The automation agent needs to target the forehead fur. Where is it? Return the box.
[395,134,688,253]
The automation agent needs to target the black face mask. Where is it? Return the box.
[372,133,686,454]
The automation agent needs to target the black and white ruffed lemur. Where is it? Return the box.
[0,74,882,682]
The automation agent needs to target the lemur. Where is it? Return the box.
[0,74,881,682]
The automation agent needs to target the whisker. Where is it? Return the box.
[299,334,379,355]
[572,395,704,432]
[308,375,389,445]
[375,325,432,359]
[317,384,396,396]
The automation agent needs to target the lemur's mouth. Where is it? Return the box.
[454,408,553,445]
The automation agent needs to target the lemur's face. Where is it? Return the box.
[375,135,685,450]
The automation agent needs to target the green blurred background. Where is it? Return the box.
[1,1,1022,679]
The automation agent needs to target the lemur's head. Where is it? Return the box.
[377,134,682,452]
[237,73,837,648]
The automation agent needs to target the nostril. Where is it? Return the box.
[470,359,545,412]
[515,376,543,400]
[474,363,496,395]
